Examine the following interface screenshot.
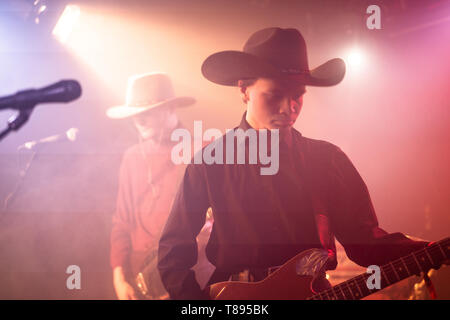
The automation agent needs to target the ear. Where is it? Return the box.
[237,80,249,104]
[165,110,179,129]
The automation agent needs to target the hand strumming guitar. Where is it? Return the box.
[113,266,138,300]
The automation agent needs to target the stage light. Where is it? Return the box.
[37,4,47,15]
[32,0,48,25]
[52,5,81,44]
[345,47,365,68]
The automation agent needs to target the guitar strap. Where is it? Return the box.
[295,135,337,271]
[423,242,437,299]
[423,272,437,299]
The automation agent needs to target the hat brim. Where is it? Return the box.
[106,96,195,119]
[201,51,345,87]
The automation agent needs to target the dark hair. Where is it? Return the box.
[237,78,257,88]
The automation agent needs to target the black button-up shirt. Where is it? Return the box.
[158,113,427,299]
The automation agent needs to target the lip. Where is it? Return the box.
[272,119,294,126]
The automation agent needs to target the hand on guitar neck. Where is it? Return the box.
[206,238,449,300]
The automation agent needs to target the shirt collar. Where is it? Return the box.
[237,111,303,139]
[238,111,252,130]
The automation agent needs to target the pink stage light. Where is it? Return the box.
[345,47,365,69]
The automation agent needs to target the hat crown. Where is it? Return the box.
[243,27,309,74]
[126,73,175,107]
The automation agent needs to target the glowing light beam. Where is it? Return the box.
[52,5,81,44]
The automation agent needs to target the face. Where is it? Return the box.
[133,106,177,140]
[239,77,306,131]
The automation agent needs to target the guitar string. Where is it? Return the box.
[312,254,412,299]
[330,243,448,300]
[321,242,448,300]
[309,240,449,300]
[308,241,448,300]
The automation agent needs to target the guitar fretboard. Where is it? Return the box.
[308,238,449,300]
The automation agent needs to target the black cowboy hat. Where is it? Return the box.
[201,27,346,87]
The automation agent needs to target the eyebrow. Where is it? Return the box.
[268,87,306,93]
[266,89,283,94]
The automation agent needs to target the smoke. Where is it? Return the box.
[0,0,448,299]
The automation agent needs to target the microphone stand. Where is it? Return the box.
[0,104,36,219]
[1,149,38,216]
[0,105,35,142]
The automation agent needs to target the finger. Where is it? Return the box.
[129,289,138,300]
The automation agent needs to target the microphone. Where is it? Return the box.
[18,127,79,150]
[0,80,82,110]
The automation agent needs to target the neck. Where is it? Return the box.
[139,129,172,150]
[245,114,294,148]
[308,238,449,300]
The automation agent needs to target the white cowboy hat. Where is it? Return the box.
[106,72,195,119]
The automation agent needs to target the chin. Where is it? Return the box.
[139,131,155,140]
[269,123,293,130]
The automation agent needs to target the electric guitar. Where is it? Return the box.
[208,238,449,300]
[133,249,169,300]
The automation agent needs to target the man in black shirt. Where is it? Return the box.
[157,27,429,299]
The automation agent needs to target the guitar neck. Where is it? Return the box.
[308,237,449,300]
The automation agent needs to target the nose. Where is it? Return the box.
[279,96,300,115]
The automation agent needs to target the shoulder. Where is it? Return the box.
[295,132,358,178]
[182,129,234,177]
[120,143,141,164]
[123,143,140,156]
[120,141,158,170]
[121,140,163,160]
[296,132,343,159]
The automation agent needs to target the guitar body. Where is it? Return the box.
[131,250,169,300]
[208,248,329,300]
